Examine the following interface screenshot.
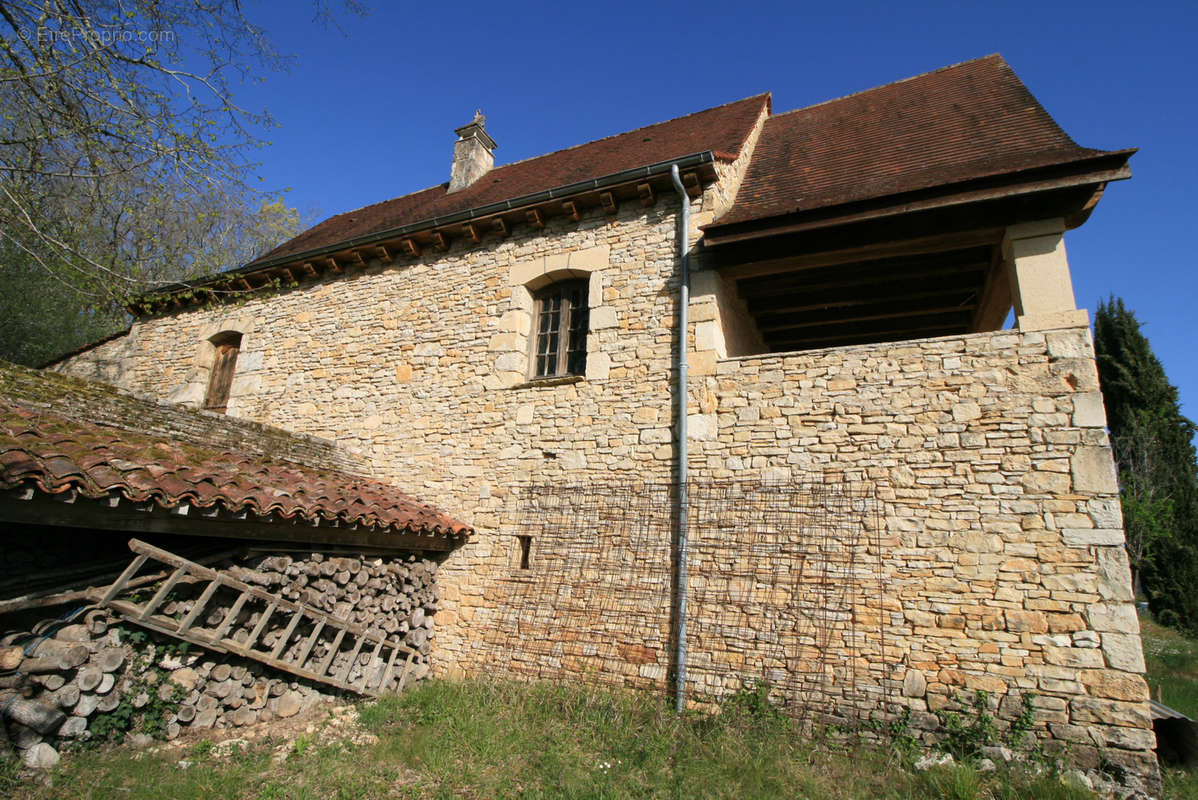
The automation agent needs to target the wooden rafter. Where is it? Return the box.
[637,183,655,207]
[717,229,1002,281]
[758,303,978,334]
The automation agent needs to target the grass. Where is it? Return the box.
[5,679,1100,800]
[1142,614,1198,798]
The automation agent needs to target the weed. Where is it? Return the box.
[935,691,997,763]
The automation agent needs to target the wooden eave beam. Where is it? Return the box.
[703,162,1133,248]
[759,304,977,334]
[737,261,989,300]
[751,282,981,318]
[0,494,459,553]
[718,229,1002,282]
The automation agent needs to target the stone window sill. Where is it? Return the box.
[507,374,585,390]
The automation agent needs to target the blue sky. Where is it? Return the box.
[233,0,1197,423]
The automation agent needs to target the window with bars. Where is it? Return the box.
[531,279,588,379]
[203,331,242,413]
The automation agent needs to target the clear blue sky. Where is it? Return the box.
[233,0,1197,424]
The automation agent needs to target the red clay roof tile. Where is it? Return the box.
[711,55,1127,229]
[249,94,770,266]
[0,371,472,540]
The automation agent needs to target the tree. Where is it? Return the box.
[1094,297,1198,632]
[0,1,323,363]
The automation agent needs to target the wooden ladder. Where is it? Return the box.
[97,539,418,697]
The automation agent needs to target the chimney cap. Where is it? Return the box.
[455,109,496,150]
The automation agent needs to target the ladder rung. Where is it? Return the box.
[240,600,278,653]
[139,567,187,620]
[336,635,368,684]
[270,610,304,660]
[317,629,346,676]
[100,554,149,604]
[293,620,325,668]
[396,650,415,692]
[378,645,402,692]
[359,639,384,690]
[211,591,250,641]
[177,579,222,634]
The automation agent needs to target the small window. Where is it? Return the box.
[204,331,242,413]
[531,279,588,378]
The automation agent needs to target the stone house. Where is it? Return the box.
[50,55,1156,786]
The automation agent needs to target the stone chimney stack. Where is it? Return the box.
[448,110,497,193]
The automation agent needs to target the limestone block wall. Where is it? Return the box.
[51,168,1154,783]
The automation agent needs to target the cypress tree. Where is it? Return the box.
[1094,297,1198,632]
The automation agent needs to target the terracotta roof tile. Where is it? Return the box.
[712,55,1127,228]
[250,94,770,266]
[0,370,472,540]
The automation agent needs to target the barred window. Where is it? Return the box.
[532,279,588,379]
[203,331,242,413]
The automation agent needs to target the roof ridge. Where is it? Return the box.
[769,54,1005,120]
[309,93,772,225]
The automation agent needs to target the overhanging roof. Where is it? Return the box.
[704,54,1133,245]
[0,363,472,551]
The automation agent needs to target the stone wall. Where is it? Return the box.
[52,166,1156,786]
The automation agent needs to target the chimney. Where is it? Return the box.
[448,109,497,193]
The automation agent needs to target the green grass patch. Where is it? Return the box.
[0,678,1147,799]
[1142,613,1198,798]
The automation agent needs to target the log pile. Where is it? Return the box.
[0,549,440,767]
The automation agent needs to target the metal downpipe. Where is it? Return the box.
[669,164,690,713]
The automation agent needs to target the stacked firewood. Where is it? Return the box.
[0,550,440,768]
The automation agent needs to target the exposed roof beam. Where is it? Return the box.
[758,303,978,334]
[716,229,1002,281]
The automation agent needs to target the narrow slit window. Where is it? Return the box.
[204,332,242,413]
[517,535,532,570]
